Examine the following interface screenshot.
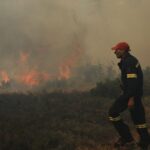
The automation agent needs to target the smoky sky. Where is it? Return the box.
[0,0,150,77]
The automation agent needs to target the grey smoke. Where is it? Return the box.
[0,0,150,82]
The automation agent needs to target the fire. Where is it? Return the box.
[58,45,83,80]
[19,70,39,86]
[19,70,51,87]
[0,44,84,90]
[0,70,10,88]
[59,64,71,80]
[18,51,52,86]
[0,71,10,83]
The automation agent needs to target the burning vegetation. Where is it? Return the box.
[0,70,10,88]
[0,45,103,92]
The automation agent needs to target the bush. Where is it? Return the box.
[90,78,121,98]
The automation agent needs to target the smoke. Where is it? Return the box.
[0,0,87,83]
[0,0,150,90]
[78,0,150,67]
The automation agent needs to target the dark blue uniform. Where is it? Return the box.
[108,53,149,148]
[119,53,143,98]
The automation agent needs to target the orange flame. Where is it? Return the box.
[20,70,39,86]
[0,71,10,83]
[59,45,83,80]
[19,70,52,86]
[0,44,84,89]
[59,65,71,80]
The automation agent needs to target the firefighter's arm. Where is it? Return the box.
[125,73,137,97]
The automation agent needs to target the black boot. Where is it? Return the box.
[137,128,150,150]
[113,120,134,142]
[114,137,136,148]
[137,138,150,150]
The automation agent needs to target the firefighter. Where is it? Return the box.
[108,42,150,149]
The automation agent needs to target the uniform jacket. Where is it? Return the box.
[118,53,143,98]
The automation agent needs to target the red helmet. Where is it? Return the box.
[111,42,130,51]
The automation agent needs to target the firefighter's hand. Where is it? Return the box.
[128,97,134,109]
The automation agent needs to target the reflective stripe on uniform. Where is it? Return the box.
[136,62,139,68]
[127,73,137,78]
[108,116,121,121]
[135,123,147,129]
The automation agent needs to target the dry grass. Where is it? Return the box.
[0,93,149,150]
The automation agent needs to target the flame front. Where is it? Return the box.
[19,70,51,87]
[0,44,84,90]
[59,65,71,80]
[20,70,39,86]
[0,71,10,83]
[58,45,84,80]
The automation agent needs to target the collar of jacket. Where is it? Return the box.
[118,52,131,69]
